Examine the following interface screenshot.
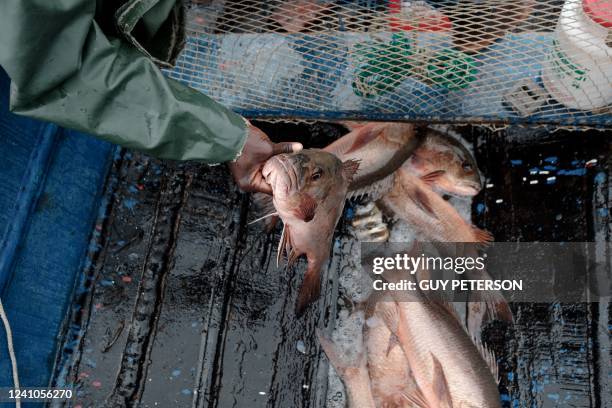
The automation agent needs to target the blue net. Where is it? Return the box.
[166,0,612,127]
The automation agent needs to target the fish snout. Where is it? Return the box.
[262,157,278,181]
[458,180,482,196]
[262,154,298,198]
[263,154,290,179]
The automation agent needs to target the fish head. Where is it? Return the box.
[442,152,482,196]
[262,149,359,222]
[410,130,482,196]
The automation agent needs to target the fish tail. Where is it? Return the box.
[472,226,494,245]
[465,264,514,327]
[467,290,514,324]
[316,329,365,380]
[377,299,401,336]
[296,261,322,317]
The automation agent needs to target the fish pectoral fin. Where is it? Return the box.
[398,389,430,408]
[420,170,446,187]
[295,261,322,317]
[471,335,500,384]
[472,227,494,245]
[431,354,454,408]
[410,187,438,219]
[385,332,400,356]
[287,249,300,267]
[466,290,514,325]
[277,224,291,268]
[344,123,386,154]
[292,193,318,222]
[342,159,361,183]
[377,301,400,337]
[464,264,513,325]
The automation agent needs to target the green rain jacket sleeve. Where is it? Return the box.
[0,0,248,163]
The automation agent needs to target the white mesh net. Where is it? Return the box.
[166,0,612,127]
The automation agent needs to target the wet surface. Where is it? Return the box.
[50,124,610,407]
[470,127,611,407]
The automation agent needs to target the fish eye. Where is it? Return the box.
[462,162,473,172]
[311,168,323,181]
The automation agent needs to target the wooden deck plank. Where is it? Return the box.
[141,166,244,408]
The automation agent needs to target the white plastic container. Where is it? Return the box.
[541,0,612,110]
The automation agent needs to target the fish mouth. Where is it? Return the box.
[262,154,301,199]
[456,181,482,196]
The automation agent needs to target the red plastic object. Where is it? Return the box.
[583,0,612,28]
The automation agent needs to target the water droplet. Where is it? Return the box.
[296,340,306,354]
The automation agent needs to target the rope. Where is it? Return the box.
[0,298,21,408]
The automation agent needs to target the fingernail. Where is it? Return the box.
[292,143,303,152]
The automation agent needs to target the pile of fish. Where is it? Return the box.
[258,121,510,407]
[259,122,509,316]
[318,278,502,408]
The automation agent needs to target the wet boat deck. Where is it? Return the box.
[50,124,610,407]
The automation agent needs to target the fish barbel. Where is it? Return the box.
[262,149,359,315]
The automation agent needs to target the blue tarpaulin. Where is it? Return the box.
[0,69,113,405]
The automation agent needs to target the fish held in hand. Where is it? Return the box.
[252,122,422,231]
[405,128,482,197]
[262,150,359,315]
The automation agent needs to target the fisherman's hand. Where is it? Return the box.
[229,122,303,194]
